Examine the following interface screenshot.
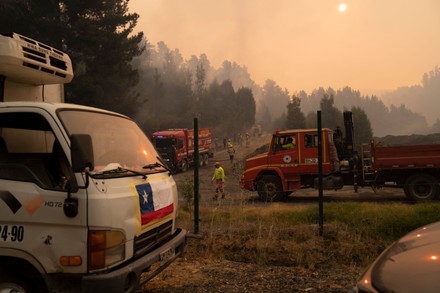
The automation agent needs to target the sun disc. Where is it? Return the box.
[339,3,347,12]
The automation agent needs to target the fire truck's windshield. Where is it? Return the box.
[58,110,160,174]
[154,138,175,148]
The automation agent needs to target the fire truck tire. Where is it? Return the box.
[257,175,284,202]
[170,164,179,173]
[181,159,189,172]
[203,154,209,166]
[404,174,440,201]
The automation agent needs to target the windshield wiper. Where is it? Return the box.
[143,156,172,175]
[96,166,147,179]
[118,167,148,179]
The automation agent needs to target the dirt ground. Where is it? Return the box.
[139,256,361,292]
[137,135,405,293]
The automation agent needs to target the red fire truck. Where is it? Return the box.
[152,128,213,172]
[240,112,440,201]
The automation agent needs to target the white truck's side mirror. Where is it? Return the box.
[71,134,94,172]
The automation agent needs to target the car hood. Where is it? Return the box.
[371,221,440,292]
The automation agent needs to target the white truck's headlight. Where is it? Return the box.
[88,230,125,270]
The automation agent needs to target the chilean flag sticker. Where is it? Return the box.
[135,182,174,226]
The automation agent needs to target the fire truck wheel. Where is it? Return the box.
[257,175,284,202]
[404,174,440,201]
[203,154,209,166]
[170,164,179,173]
[181,159,189,172]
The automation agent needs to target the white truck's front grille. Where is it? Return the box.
[133,220,173,258]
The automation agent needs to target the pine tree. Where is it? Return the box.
[61,0,144,117]
[286,95,306,129]
[319,94,343,130]
[351,106,373,147]
[0,0,144,117]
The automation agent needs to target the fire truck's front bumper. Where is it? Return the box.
[240,174,255,191]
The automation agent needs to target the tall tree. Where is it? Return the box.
[195,63,206,99]
[305,111,317,129]
[257,102,273,132]
[235,87,256,131]
[202,80,222,129]
[351,106,373,147]
[319,94,343,130]
[1,0,145,117]
[262,79,290,120]
[218,80,237,135]
[0,0,63,46]
[286,95,306,129]
[61,0,144,117]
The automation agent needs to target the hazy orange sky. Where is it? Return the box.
[128,0,440,96]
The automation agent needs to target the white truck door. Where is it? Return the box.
[0,108,88,273]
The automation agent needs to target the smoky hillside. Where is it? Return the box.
[132,41,440,138]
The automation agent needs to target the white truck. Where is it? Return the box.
[0,32,186,293]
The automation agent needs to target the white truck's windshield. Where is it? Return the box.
[58,109,160,173]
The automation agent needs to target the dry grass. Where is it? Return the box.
[177,201,440,268]
[173,138,440,272]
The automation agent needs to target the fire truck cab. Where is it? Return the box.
[240,128,342,201]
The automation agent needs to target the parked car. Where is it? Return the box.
[353,221,440,292]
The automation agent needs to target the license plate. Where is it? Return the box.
[159,247,175,264]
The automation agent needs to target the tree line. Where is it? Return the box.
[1,0,438,142]
[1,0,256,139]
[131,42,256,137]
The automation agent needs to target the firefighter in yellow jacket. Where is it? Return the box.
[227,139,235,163]
[211,161,225,199]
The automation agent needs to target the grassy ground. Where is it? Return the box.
[175,135,440,268]
[178,202,440,268]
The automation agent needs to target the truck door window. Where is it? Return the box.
[280,136,296,150]
[272,136,281,152]
[305,134,318,148]
[0,112,67,190]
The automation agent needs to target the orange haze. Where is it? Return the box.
[129,0,440,96]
